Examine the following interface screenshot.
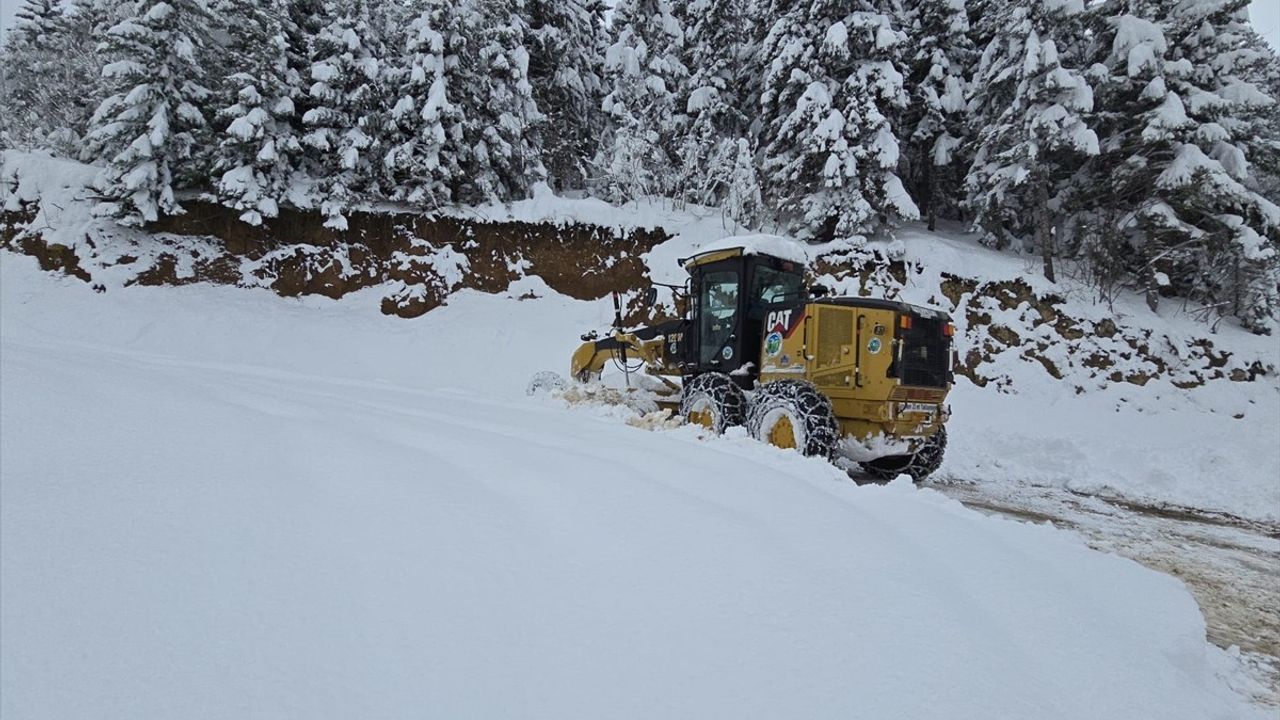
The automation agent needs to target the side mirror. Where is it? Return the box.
[643,286,659,306]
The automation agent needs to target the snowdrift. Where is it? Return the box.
[0,256,1267,719]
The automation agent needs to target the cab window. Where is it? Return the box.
[750,266,803,312]
[699,271,739,363]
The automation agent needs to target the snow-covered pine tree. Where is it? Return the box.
[527,0,608,190]
[0,0,110,156]
[0,0,64,149]
[384,0,465,207]
[1155,0,1279,331]
[1085,0,1279,331]
[757,0,919,242]
[1250,51,1280,212]
[301,0,397,229]
[86,0,216,225]
[10,0,61,33]
[595,0,688,202]
[899,0,974,230]
[676,0,754,207]
[722,137,764,229]
[282,0,326,150]
[451,0,545,203]
[733,0,781,132]
[964,0,1098,281]
[211,0,301,225]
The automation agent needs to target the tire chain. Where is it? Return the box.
[747,380,841,458]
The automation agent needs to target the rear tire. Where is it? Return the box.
[860,426,948,481]
[679,373,746,434]
[746,380,840,458]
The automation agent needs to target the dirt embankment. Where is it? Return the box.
[1,202,93,283]
[1,200,669,320]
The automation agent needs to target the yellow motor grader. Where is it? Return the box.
[550,237,955,480]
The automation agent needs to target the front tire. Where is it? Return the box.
[746,380,840,458]
[679,373,746,434]
[860,426,948,481]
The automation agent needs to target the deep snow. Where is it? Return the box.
[4,148,1276,521]
[0,253,1268,719]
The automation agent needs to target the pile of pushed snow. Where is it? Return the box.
[0,255,1267,719]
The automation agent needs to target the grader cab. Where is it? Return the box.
[558,237,955,480]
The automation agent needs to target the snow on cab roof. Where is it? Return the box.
[682,234,810,267]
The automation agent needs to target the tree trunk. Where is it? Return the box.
[1035,180,1056,283]
[923,160,936,232]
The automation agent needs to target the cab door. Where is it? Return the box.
[685,259,748,377]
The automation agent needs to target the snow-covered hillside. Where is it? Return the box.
[5,149,1276,522]
[0,254,1269,719]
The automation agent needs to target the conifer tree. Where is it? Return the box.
[900,0,974,230]
[676,0,754,206]
[595,0,688,202]
[757,0,918,242]
[301,0,397,229]
[452,0,545,203]
[384,0,466,207]
[87,0,216,225]
[212,0,301,225]
[1,0,110,156]
[1,0,62,149]
[964,0,1098,281]
[1157,0,1279,330]
[282,0,326,156]
[527,0,608,190]
[1086,0,1279,329]
[722,137,764,228]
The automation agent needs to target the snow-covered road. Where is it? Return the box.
[0,255,1269,718]
[927,479,1280,706]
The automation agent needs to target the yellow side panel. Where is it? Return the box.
[851,308,898,400]
[815,306,854,370]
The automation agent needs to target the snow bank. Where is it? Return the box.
[447,181,738,239]
[945,378,1280,517]
[0,254,1266,719]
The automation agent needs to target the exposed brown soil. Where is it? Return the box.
[121,201,670,318]
[1,201,92,282]
[15,236,92,282]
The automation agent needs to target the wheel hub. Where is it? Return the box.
[768,415,797,449]
[687,408,714,429]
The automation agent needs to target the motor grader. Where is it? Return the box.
[552,236,955,480]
